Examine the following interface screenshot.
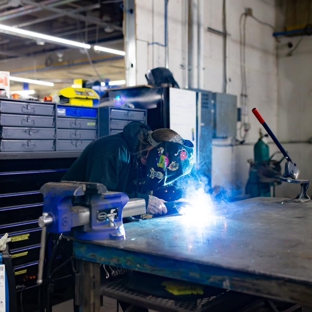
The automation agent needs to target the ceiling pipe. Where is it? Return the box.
[0,0,79,21]
[182,0,189,88]
[164,0,169,68]
[21,0,122,31]
[16,3,100,28]
[273,28,312,37]
[10,55,124,75]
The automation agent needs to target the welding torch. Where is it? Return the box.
[252,108,300,180]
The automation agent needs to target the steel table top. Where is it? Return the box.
[74,197,312,305]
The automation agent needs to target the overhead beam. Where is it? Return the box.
[21,0,122,31]
[16,3,100,28]
[0,0,79,21]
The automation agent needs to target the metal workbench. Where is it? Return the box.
[73,197,312,311]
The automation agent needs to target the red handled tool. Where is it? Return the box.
[252,108,299,180]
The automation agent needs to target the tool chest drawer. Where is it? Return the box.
[57,139,92,151]
[0,220,39,236]
[0,127,55,139]
[0,203,43,224]
[57,129,96,140]
[8,228,42,250]
[57,117,97,129]
[57,105,98,119]
[110,119,131,129]
[14,261,40,288]
[0,114,55,127]
[11,244,41,266]
[0,100,54,116]
[0,139,55,152]
[110,109,146,121]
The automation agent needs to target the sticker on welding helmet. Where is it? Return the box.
[149,168,164,180]
[174,148,188,161]
[156,147,169,169]
[168,161,179,171]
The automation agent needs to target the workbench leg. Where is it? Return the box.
[76,260,101,312]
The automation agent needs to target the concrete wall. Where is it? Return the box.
[135,0,278,196]
[275,36,312,198]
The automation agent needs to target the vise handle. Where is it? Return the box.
[37,213,53,285]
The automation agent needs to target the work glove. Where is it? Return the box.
[147,195,167,215]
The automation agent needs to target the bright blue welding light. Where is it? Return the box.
[115,95,121,101]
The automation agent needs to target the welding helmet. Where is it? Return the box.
[144,132,195,191]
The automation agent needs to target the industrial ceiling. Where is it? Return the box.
[0,0,125,96]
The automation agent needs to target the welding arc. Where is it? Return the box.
[252,108,293,163]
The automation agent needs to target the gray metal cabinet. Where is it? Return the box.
[0,99,56,152]
[56,106,98,151]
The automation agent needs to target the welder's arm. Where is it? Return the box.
[87,153,151,211]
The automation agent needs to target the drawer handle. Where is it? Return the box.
[22,141,37,149]
[22,117,35,126]
[22,104,35,113]
[70,121,81,128]
[70,131,81,139]
[25,129,39,136]
[71,140,82,147]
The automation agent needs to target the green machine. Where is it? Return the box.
[246,129,282,198]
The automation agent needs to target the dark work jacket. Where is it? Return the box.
[62,121,150,205]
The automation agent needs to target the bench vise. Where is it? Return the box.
[37,181,146,284]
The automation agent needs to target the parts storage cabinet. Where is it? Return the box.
[0,99,56,152]
[56,105,98,151]
[99,106,147,136]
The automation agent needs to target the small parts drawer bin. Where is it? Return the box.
[57,140,92,151]
[0,140,55,152]
[110,119,130,129]
[0,127,55,139]
[0,114,55,128]
[110,109,145,121]
[57,129,96,140]
[110,130,122,135]
[0,100,54,116]
[57,106,97,118]
[57,118,97,129]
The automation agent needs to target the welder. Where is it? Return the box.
[62,120,194,216]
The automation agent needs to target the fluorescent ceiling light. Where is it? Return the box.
[11,90,35,95]
[0,24,91,49]
[94,45,125,56]
[101,80,126,86]
[10,76,54,87]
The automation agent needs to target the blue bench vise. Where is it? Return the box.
[36,181,146,285]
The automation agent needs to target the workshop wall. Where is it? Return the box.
[134,0,278,195]
[203,0,277,195]
[274,0,312,198]
[277,37,312,142]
